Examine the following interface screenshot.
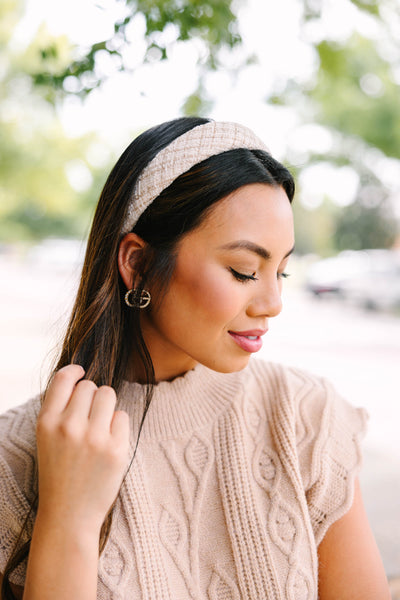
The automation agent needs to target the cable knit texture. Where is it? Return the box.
[122,121,268,233]
[0,359,368,598]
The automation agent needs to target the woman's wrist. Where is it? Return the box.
[34,506,103,544]
[24,510,101,600]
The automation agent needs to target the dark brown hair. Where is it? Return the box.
[1,117,295,598]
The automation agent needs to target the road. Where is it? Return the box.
[1,250,399,580]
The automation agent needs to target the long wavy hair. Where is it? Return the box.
[1,116,295,598]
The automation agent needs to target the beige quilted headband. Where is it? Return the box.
[122,120,268,234]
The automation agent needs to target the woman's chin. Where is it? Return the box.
[202,354,253,374]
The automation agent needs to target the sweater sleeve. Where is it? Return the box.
[289,367,368,546]
[0,397,40,585]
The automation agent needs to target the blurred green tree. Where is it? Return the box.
[18,0,243,113]
[334,198,397,251]
[280,1,400,252]
[1,0,245,240]
[2,0,399,247]
[312,35,400,159]
[292,199,339,257]
[0,0,106,240]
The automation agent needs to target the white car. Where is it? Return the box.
[306,249,400,311]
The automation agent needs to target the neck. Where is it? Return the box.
[124,353,198,384]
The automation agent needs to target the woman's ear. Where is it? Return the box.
[118,233,148,290]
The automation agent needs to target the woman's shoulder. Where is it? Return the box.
[240,358,368,452]
[242,360,368,543]
[0,396,40,501]
[0,396,41,451]
[0,397,40,586]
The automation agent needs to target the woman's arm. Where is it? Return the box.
[318,477,391,600]
[23,514,101,600]
[21,365,130,600]
[1,527,98,600]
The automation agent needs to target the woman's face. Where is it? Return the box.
[141,183,295,381]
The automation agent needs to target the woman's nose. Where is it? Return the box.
[246,280,283,319]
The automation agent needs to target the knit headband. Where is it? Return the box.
[122,120,269,234]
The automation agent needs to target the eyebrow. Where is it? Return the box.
[218,240,295,260]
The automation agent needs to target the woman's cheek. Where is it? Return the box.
[188,268,243,320]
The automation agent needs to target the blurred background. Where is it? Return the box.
[0,0,399,594]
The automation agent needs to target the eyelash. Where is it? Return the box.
[229,268,290,283]
[229,268,258,282]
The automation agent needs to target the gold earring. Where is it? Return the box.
[124,288,151,308]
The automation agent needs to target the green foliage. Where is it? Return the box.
[292,199,339,257]
[181,79,213,116]
[0,0,113,240]
[0,118,106,240]
[312,35,400,159]
[0,0,244,240]
[0,0,24,46]
[346,0,380,15]
[334,199,397,250]
[0,206,81,240]
[135,0,240,46]
[282,0,400,253]
[303,0,380,19]
[26,0,242,100]
[1,0,399,250]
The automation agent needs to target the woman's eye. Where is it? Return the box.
[277,271,290,280]
[229,268,258,282]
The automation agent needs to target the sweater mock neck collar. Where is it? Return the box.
[117,363,241,440]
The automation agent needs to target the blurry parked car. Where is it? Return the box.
[305,249,400,311]
[306,250,371,296]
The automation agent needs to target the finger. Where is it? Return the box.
[110,410,130,444]
[63,379,98,420]
[41,364,85,415]
[88,386,117,431]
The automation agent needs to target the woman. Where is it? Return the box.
[0,117,390,599]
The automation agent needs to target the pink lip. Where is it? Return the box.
[228,329,267,353]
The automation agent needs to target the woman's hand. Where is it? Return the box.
[23,365,130,599]
[36,364,130,533]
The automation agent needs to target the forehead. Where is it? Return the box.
[196,183,294,244]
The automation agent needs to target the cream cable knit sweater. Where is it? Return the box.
[0,359,367,599]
